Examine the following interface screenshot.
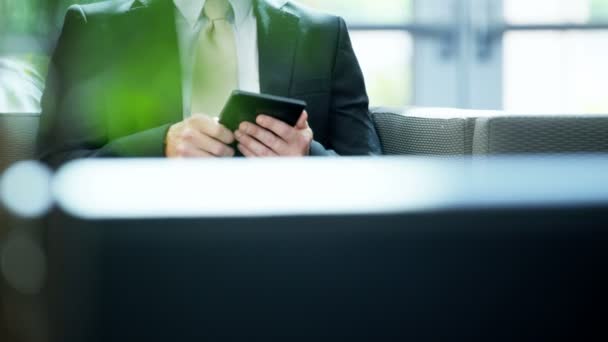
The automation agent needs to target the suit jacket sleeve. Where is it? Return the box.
[37,6,171,169]
[310,17,382,156]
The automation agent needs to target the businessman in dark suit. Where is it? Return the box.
[38,0,381,167]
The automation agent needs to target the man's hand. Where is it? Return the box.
[234,111,313,157]
[165,114,235,158]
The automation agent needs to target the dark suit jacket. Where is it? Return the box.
[37,0,381,168]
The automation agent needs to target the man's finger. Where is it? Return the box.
[185,128,234,157]
[238,122,287,153]
[186,149,213,158]
[174,143,213,158]
[201,134,234,157]
[234,130,278,157]
[190,114,234,144]
[237,143,256,158]
[256,115,295,141]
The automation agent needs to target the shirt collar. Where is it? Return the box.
[173,0,253,28]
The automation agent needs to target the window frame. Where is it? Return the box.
[346,0,608,110]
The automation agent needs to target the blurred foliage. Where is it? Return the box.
[0,0,98,79]
[0,0,47,34]
[0,0,98,35]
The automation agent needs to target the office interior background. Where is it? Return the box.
[2,0,608,114]
[2,1,608,341]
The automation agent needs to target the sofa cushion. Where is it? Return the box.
[473,115,608,155]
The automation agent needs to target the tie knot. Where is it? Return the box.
[204,0,232,21]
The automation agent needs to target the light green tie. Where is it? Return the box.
[191,0,238,117]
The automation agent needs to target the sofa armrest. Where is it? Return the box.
[0,113,40,170]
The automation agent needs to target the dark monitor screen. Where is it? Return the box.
[46,157,608,342]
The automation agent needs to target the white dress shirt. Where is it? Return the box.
[173,0,260,117]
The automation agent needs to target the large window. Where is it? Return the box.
[2,0,608,113]
[298,0,413,108]
[301,0,608,112]
[503,0,608,113]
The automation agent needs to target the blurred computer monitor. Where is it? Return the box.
[46,158,608,341]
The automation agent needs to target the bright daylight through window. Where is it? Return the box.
[1,0,608,112]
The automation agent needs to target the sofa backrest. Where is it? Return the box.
[2,110,608,169]
[371,108,608,156]
[473,115,608,155]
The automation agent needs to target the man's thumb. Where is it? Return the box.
[296,110,308,129]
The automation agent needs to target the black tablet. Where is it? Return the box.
[219,90,307,132]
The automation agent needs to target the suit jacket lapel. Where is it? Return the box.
[255,0,300,97]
